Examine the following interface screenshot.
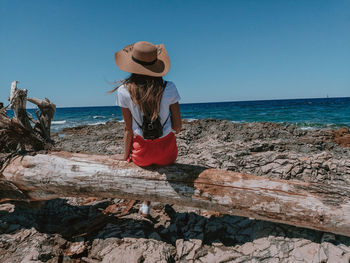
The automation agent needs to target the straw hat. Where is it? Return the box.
[114,41,170,77]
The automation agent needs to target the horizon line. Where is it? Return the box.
[35,95,350,109]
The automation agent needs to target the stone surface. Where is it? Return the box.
[1,120,350,262]
[100,238,176,263]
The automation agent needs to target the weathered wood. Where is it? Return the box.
[0,116,46,151]
[10,81,32,131]
[9,80,19,109]
[0,81,56,152]
[27,97,56,140]
[1,151,350,237]
[0,102,6,116]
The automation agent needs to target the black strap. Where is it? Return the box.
[161,113,171,128]
[132,56,157,66]
[133,115,142,129]
[133,112,170,129]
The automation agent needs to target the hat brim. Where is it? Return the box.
[114,43,170,77]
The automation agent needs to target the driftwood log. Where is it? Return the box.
[1,151,350,237]
[0,81,56,152]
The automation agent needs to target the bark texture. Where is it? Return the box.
[1,150,350,237]
[27,97,56,141]
[0,81,56,152]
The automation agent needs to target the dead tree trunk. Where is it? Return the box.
[9,80,19,109]
[27,97,56,141]
[1,151,350,237]
[0,81,56,152]
[10,81,32,131]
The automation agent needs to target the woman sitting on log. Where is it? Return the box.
[112,41,182,217]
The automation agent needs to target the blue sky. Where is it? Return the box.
[1,0,349,107]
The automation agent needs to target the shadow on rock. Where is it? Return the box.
[1,197,350,250]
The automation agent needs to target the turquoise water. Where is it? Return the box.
[6,97,350,132]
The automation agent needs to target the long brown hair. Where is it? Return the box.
[111,74,165,121]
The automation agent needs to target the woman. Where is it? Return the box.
[113,41,182,216]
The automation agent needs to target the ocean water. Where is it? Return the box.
[5,97,350,133]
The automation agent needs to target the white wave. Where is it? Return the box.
[185,118,198,122]
[88,121,107,126]
[300,126,317,130]
[93,115,106,119]
[118,120,125,123]
[52,120,67,125]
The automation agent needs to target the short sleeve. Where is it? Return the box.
[167,82,181,104]
[115,85,130,108]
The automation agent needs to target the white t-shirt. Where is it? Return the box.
[116,81,181,138]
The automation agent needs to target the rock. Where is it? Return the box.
[282,163,294,175]
[318,246,328,263]
[89,238,122,261]
[260,163,280,174]
[291,166,303,176]
[0,229,62,262]
[197,246,242,262]
[240,242,255,255]
[334,127,350,147]
[266,244,279,257]
[176,238,202,261]
[291,243,320,262]
[0,203,15,213]
[64,240,86,257]
[2,120,350,262]
[81,257,100,263]
[322,241,349,263]
[101,238,176,263]
[253,238,271,251]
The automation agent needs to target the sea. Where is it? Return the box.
[5,97,350,133]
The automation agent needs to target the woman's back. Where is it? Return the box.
[116,80,180,138]
[113,41,181,166]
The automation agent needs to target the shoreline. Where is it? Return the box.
[51,118,350,135]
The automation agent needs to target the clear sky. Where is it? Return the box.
[0,0,349,107]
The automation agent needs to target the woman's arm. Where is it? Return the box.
[170,102,182,134]
[121,107,133,161]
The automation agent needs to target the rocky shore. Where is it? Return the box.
[1,120,350,262]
